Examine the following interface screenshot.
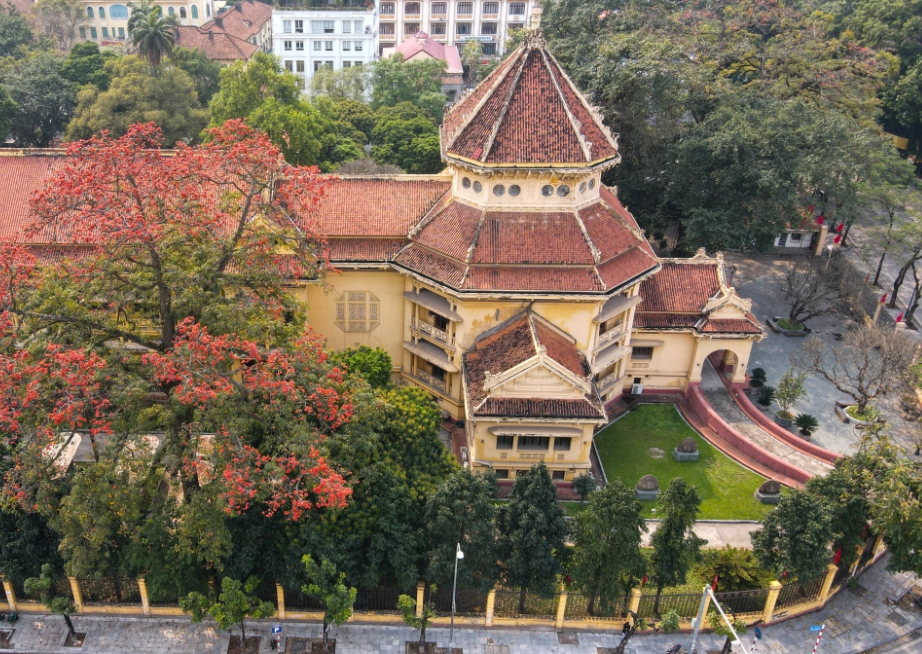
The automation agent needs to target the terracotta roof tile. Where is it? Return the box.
[393,244,468,287]
[533,320,586,377]
[442,50,521,140]
[475,397,605,418]
[638,262,721,313]
[326,238,407,262]
[0,153,66,241]
[463,266,603,292]
[203,0,272,42]
[173,26,258,62]
[701,318,763,334]
[414,200,481,260]
[633,314,700,329]
[473,212,595,265]
[579,201,645,262]
[596,247,657,289]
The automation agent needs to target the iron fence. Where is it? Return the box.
[253,580,278,605]
[353,587,403,613]
[78,578,141,606]
[283,587,325,611]
[427,586,488,615]
[492,588,558,619]
[775,577,824,610]
[637,592,701,619]
[564,593,627,621]
[858,536,877,569]
[714,588,770,615]
[10,577,72,602]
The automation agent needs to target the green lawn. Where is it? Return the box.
[594,404,779,520]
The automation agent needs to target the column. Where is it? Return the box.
[415,582,425,618]
[628,588,642,616]
[2,576,16,612]
[484,587,496,627]
[137,578,150,615]
[762,580,782,623]
[276,583,286,620]
[554,586,567,629]
[68,577,84,613]
[819,563,838,604]
[873,534,885,558]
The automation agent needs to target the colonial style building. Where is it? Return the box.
[79,0,218,43]
[0,20,763,490]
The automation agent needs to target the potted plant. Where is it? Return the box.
[749,367,767,390]
[756,385,776,412]
[774,370,807,428]
[794,413,819,438]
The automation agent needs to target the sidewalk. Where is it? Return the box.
[2,556,917,654]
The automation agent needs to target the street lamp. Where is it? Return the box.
[448,543,464,653]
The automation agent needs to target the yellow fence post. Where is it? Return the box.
[484,587,496,627]
[555,586,567,630]
[873,534,885,558]
[68,577,84,613]
[1,576,16,613]
[276,584,286,620]
[628,588,642,615]
[416,582,425,618]
[762,581,782,623]
[819,564,838,604]
[137,578,150,616]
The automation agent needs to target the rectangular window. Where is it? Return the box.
[404,22,420,34]
[295,20,304,33]
[79,26,86,38]
[296,61,305,73]
[483,42,496,55]
[494,469,509,479]
[457,2,472,14]
[509,2,526,14]
[430,365,446,382]
[284,60,293,72]
[325,40,333,51]
[310,20,323,33]
[455,22,471,34]
[431,1,446,13]
[508,22,524,30]
[518,436,549,450]
[296,41,304,51]
[430,22,446,34]
[90,26,98,38]
[324,20,334,33]
[342,60,352,67]
[102,26,109,38]
[404,1,420,13]
[118,27,125,37]
[496,436,514,450]
[379,22,395,34]
[283,20,292,33]
[284,40,292,50]
[355,20,363,33]
[380,2,394,13]
[313,40,321,51]
[482,1,498,14]
[554,437,572,451]
[481,22,497,34]
[314,61,323,72]
[354,40,363,51]
[790,232,803,242]
[342,20,351,33]
[631,347,654,360]
[343,40,351,51]
[552,470,566,481]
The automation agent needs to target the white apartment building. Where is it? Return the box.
[273,5,376,91]
[376,0,535,57]
[79,0,217,43]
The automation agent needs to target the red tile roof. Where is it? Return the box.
[383,31,464,74]
[462,267,604,292]
[203,0,272,43]
[633,314,700,329]
[173,26,258,62]
[325,238,407,263]
[442,37,619,166]
[638,262,721,313]
[701,318,763,334]
[0,152,66,241]
[462,313,604,419]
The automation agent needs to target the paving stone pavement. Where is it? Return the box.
[1,555,918,654]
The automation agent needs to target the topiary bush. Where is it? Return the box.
[794,413,819,437]
[757,385,776,408]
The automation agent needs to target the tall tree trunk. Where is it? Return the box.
[322,620,330,653]
[240,620,246,645]
[113,576,122,604]
[653,585,663,616]
[873,252,887,287]
[518,586,527,615]
[587,591,597,617]
[63,613,76,638]
[890,260,916,308]
[419,623,426,647]
[720,635,733,654]
[905,264,921,325]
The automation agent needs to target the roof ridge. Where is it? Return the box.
[526,312,541,356]
[572,207,601,263]
[406,187,454,239]
[478,46,531,163]
[464,207,486,264]
[597,191,646,244]
[538,47,592,162]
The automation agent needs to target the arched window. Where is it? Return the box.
[191,5,198,18]
[87,6,94,18]
[168,6,175,15]
[98,6,105,18]
[109,4,129,18]
[180,7,186,17]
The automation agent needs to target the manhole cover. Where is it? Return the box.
[647,447,665,459]
[557,632,578,645]
[888,610,909,627]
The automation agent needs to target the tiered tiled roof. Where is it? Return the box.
[463,313,605,419]
[635,260,762,335]
[172,27,258,63]
[393,188,659,294]
[441,33,619,166]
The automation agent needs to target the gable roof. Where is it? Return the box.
[383,31,464,75]
[202,0,272,42]
[0,151,66,241]
[173,26,259,62]
[441,32,619,166]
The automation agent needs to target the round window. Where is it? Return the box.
[493,184,505,197]
[588,178,596,190]
[579,182,587,194]
[462,177,471,189]
[557,185,570,197]
[473,181,483,193]
[541,184,554,197]
[508,184,521,197]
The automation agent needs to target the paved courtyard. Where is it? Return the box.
[2,556,918,654]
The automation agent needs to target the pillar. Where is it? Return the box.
[873,534,885,558]
[276,584,286,620]
[762,581,782,623]
[137,578,150,615]
[1,576,16,612]
[697,590,712,629]
[415,582,425,618]
[628,588,642,616]
[814,224,829,256]
[68,577,84,613]
[819,564,838,604]
[484,587,496,627]
[555,586,567,629]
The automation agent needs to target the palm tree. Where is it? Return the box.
[130,5,178,68]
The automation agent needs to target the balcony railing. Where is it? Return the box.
[411,316,453,347]
[597,371,620,393]
[596,324,623,348]
[414,369,447,393]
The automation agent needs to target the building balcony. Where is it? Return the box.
[596,323,625,349]
[413,369,447,394]
[597,370,620,393]
[410,316,454,348]
[591,342,629,375]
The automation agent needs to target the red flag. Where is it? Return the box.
[836,222,844,233]
[817,213,825,224]
[833,234,841,244]
[865,272,870,282]
[880,293,887,304]
[834,548,842,564]
[807,204,815,214]
[712,574,719,592]
[641,574,648,589]
[897,312,904,322]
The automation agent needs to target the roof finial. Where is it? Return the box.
[526,6,545,46]
[529,5,543,30]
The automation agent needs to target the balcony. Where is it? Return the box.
[414,369,447,393]
[411,316,454,348]
[597,371,620,393]
[596,323,624,349]
[591,342,629,375]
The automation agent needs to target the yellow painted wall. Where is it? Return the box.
[469,419,595,479]
[627,331,697,390]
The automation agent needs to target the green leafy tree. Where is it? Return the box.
[695,546,772,592]
[169,47,223,105]
[61,41,118,90]
[460,39,483,84]
[568,478,646,616]
[130,6,178,68]
[397,585,437,648]
[774,370,807,419]
[370,53,446,119]
[24,564,78,637]
[424,469,498,593]
[371,102,442,174]
[209,52,300,125]
[329,345,392,389]
[333,98,376,141]
[33,0,84,52]
[0,508,62,588]
[0,2,33,57]
[496,462,568,613]
[65,56,209,145]
[4,51,75,146]
[310,63,369,102]
[303,555,356,653]
[708,609,747,654]
[572,473,596,502]
[649,478,705,614]
[181,576,275,643]
[0,84,16,141]
[753,490,833,581]
[871,459,922,576]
